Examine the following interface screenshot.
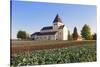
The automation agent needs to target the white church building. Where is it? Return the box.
[31,14,68,40]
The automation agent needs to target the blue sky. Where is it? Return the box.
[11,0,97,39]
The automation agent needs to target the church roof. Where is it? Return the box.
[31,32,40,35]
[58,25,65,29]
[53,14,63,23]
[31,31,57,36]
[41,26,53,30]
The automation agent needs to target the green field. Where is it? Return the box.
[11,41,96,66]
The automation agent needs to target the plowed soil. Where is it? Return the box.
[11,40,96,55]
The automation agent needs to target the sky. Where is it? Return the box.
[11,0,97,39]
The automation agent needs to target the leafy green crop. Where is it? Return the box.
[11,44,96,66]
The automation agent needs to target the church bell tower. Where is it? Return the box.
[53,14,64,31]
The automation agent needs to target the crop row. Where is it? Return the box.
[11,44,96,66]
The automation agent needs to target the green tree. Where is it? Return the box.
[68,30,71,40]
[72,27,78,40]
[81,24,92,40]
[17,30,27,40]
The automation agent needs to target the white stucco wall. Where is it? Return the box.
[53,22,64,31]
[33,34,57,40]
[57,29,63,40]
[53,25,58,31]
[57,22,64,27]
[63,26,68,40]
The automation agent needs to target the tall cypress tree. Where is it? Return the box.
[72,27,78,40]
[68,30,71,40]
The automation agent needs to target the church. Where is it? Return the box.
[31,14,68,40]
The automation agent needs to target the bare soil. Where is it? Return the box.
[11,40,96,55]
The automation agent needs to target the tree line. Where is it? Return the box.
[68,24,96,40]
[17,24,96,40]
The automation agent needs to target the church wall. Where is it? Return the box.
[53,22,63,31]
[33,34,56,40]
[53,24,58,31]
[57,29,63,40]
[31,35,37,40]
[63,26,68,40]
[57,22,64,27]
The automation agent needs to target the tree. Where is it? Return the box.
[68,30,71,40]
[17,30,27,40]
[81,24,92,40]
[72,27,78,40]
[93,33,97,40]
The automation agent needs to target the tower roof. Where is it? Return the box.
[53,14,62,23]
